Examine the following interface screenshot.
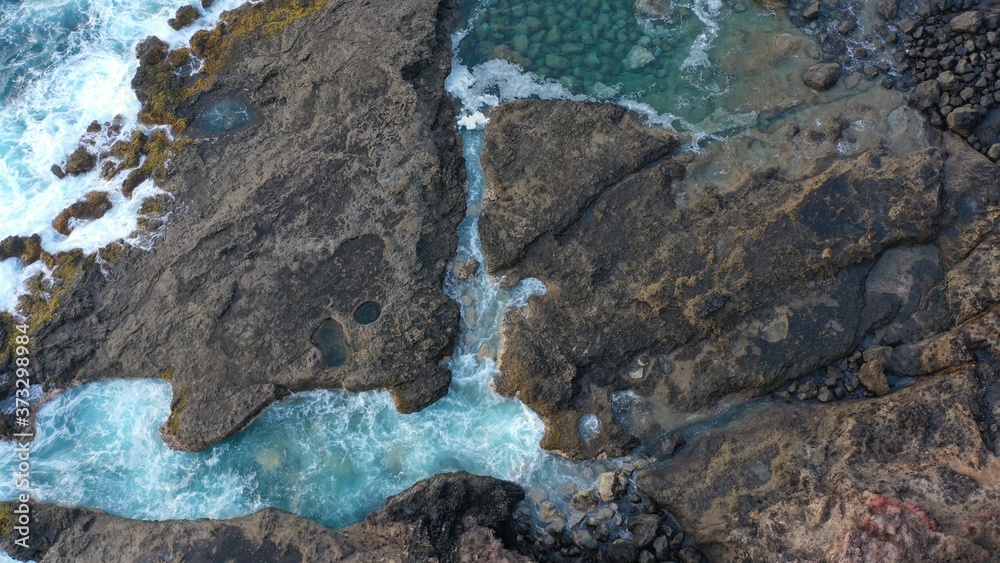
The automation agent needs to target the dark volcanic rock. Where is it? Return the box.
[50,191,113,236]
[480,100,945,459]
[947,106,982,135]
[0,472,528,563]
[802,62,842,91]
[28,0,465,451]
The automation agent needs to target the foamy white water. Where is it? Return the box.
[0,0,249,313]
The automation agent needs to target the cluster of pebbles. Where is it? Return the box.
[776,349,903,403]
[512,459,705,563]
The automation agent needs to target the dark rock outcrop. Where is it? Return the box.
[50,192,113,236]
[0,472,527,563]
[27,0,466,451]
[167,5,200,30]
[479,99,948,459]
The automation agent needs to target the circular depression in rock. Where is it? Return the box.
[310,318,349,367]
[577,414,600,440]
[193,99,253,134]
[353,301,382,325]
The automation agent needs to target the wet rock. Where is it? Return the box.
[539,501,563,522]
[51,192,113,236]
[858,359,890,396]
[167,5,200,30]
[0,235,43,265]
[802,62,842,91]
[660,433,687,456]
[201,0,214,7]
[624,45,655,70]
[876,0,898,20]
[572,529,599,551]
[454,258,479,280]
[629,514,659,549]
[947,106,982,135]
[1,472,527,562]
[780,121,800,138]
[63,145,96,176]
[51,164,67,179]
[598,471,628,502]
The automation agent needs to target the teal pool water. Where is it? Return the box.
[192,99,253,134]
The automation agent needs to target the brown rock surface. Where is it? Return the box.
[480,100,948,459]
[27,0,465,451]
[0,472,527,563]
[637,356,1000,561]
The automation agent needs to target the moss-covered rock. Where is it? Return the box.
[51,192,113,236]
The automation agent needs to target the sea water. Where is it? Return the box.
[0,0,784,544]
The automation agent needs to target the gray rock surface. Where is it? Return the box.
[0,472,528,563]
[27,0,465,451]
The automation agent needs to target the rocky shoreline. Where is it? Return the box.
[0,0,999,559]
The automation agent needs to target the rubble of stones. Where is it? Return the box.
[776,348,902,403]
[894,0,1000,159]
[511,457,705,563]
[787,0,912,90]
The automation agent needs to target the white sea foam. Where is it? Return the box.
[681,0,723,70]
[0,0,250,312]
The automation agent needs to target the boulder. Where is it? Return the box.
[597,471,628,502]
[802,2,820,20]
[628,514,660,549]
[0,472,528,562]
[802,62,842,91]
[947,106,981,136]
[857,359,890,396]
[51,192,113,236]
[167,5,200,30]
[909,80,941,111]
[949,11,984,34]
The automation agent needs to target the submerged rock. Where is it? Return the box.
[26,0,466,452]
[0,472,528,562]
